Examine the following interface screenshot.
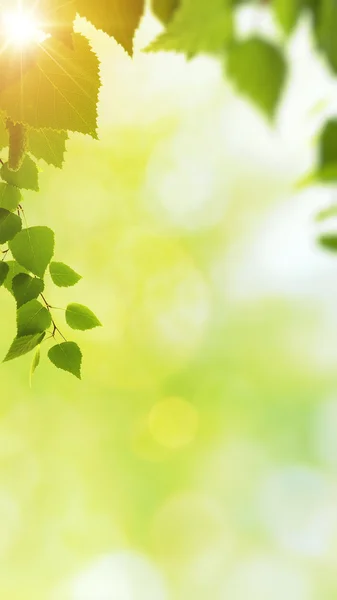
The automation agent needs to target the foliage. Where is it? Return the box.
[1,0,337,379]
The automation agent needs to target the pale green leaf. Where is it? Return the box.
[1,156,39,191]
[49,262,82,287]
[0,183,22,211]
[66,303,101,330]
[226,36,287,118]
[29,129,68,169]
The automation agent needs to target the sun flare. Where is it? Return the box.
[2,9,47,47]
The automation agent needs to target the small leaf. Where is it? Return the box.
[0,183,22,211]
[0,208,22,244]
[319,119,337,170]
[29,345,41,387]
[273,0,303,36]
[12,273,44,307]
[49,262,82,287]
[17,299,51,336]
[4,332,45,362]
[1,156,39,191]
[65,303,101,330]
[0,262,9,286]
[226,36,287,119]
[318,232,337,252]
[9,226,55,277]
[48,341,82,379]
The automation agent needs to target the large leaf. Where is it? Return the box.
[147,0,233,56]
[4,332,45,362]
[226,37,287,119]
[0,209,22,244]
[48,341,82,379]
[17,299,51,336]
[2,261,28,294]
[0,35,100,136]
[9,226,55,277]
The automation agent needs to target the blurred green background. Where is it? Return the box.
[2,7,337,600]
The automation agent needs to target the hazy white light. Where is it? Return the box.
[71,552,167,600]
[2,10,47,46]
[258,466,337,557]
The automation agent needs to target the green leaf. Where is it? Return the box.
[48,341,82,379]
[1,156,39,191]
[318,232,337,252]
[17,299,51,337]
[226,37,287,119]
[316,0,337,73]
[7,121,28,172]
[4,332,45,362]
[49,262,82,287]
[29,129,68,169]
[318,119,337,170]
[9,226,55,278]
[65,303,101,330]
[2,261,28,294]
[29,345,41,387]
[77,0,145,55]
[0,208,22,244]
[12,273,45,308]
[0,262,9,286]
[0,183,22,211]
[273,0,303,36]
[152,0,180,23]
[0,35,100,136]
[147,0,233,56]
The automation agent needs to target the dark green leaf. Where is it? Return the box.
[316,0,337,73]
[48,341,82,379]
[152,0,180,23]
[9,226,55,277]
[17,299,51,336]
[318,232,337,251]
[0,208,22,244]
[66,303,101,330]
[0,261,9,286]
[2,261,28,294]
[12,273,44,308]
